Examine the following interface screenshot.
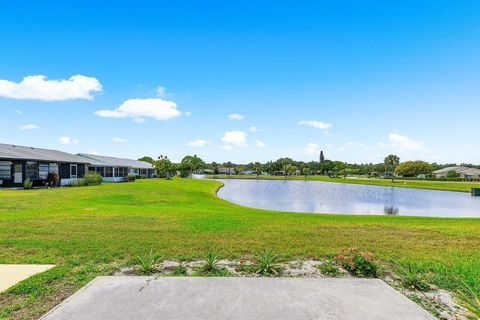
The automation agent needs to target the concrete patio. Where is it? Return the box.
[41,277,435,320]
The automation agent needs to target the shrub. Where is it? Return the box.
[69,179,86,187]
[254,249,281,276]
[137,250,161,275]
[83,171,102,186]
[46,172,59,188]
[200,252,221,274]
[399,263,430,292]
[318,259,341,277]
[23,179,33,189]
[457,281,480,319]
[127,175,136,182]
[334,248,378,278]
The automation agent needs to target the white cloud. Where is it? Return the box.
[254,140,266,148]
[228,113,244,121]
[185,111,192,117]
[249,126,262,132]
[299,120,332,130]
[112,137,128,143]
[15,109,23,115]
[0,75,102,101]
[221,131,247,148]
[187,139,209,147]
[381,133,426,151]
[303,142,321,155]
[95,98,182,122]
[19,123,39,130]
[58,136,79,145]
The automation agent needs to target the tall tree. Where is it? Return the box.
[181,155,205,178]
[319,151,325,163]
[384,154,400,182]
[155,155,174,179]
[138,156,155,164]
[225,161,233,178]
[254,162,261,180]
[302,165,310,180]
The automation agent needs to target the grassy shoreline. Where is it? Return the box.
[208,174,480,193]
[0,178,479,318]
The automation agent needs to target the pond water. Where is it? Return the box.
[216,179,480,217]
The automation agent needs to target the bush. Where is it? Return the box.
[334,248,378,278]
[46,172,59,188]
[69,179,86,187]
[83,171,102,186]
[23,179,33,189]
[137,250,161,275]
[399,263,430,292]
[254,249,281,276]
[318,259,341,277]
[127,175,136,182]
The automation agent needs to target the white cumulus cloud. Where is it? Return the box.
[112,137,128,143]
[0,75,102,101]
[58,136,80,145]
[299,120,332,130]
[228,113,244,121]
[254,140,266,148]
[221,131,247,149]
[19,123,39,130]
[381,133,426,151]
[187,139,209,147]
[95,98,182,123]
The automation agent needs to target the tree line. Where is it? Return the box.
[138,153,479,179]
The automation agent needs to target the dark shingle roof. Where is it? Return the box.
[0,143,90,163]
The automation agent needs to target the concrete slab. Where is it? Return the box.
[0,264,55,292]
[42,277,435,320]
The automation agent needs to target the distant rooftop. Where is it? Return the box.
[77,153,154,169]
[432,166,480,175]
[0,143,90,163]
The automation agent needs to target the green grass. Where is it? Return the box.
[209,174,480,192]
[0,178,479,318]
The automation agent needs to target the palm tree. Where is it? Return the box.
[302,165,310,180]
[225,161,233,179]
[254,162,261,180]
[384,154,400,182]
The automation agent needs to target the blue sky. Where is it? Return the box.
[1,1,479,163]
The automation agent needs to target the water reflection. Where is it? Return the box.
[216,179,480,218]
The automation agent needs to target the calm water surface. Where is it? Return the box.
[217,179,480,217]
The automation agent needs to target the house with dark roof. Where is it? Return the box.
[77,153,156,182]
[0,143,90,188]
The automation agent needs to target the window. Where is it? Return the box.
[116,167,128,177]
[105,167,113,177]
[0,161,11,179]
[70,164,77,178]
[26,161,39,180]
[49,163,59,175]
[39,163,49,179]
[95,167,104,176]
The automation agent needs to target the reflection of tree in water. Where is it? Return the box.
[384,206,399,215]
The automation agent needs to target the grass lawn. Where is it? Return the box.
[209,174,480,192]
[0,178,479,319]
